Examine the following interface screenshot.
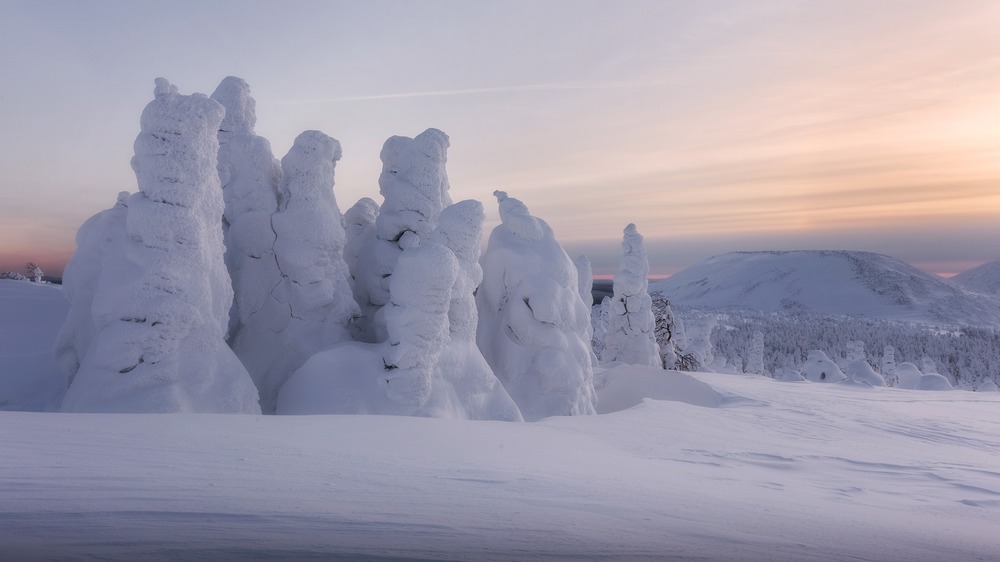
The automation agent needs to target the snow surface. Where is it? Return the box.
[4,370,1000,560]
[650,250,1000,327]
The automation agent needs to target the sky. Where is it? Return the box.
[2,0,1000,278]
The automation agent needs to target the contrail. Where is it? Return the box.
[276,80,661,105]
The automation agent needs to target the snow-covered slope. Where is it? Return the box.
[650,250,1000,327]
[951,258,1000,295]
[3,369,1000,560]
[0,280,67,411]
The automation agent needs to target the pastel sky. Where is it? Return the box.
[2,0,999,278]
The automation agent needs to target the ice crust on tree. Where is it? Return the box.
[238,130,360,413]
[56,79,260,414]
[278,200,521,421]
[354,129,452,340]
[603,224,661,368]
[476,191,596,421]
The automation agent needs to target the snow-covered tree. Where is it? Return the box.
[573,254,599,367]
[277,200,521,421]
[57,79,260,413]
[476,191,596,420]
[236,130,360,413]
[881,345,897,387]
[343,197,379,288]
[602,224,660,367]
[592,295,611,362]
[209,77,286,404]
[354,128,452,340]
[25,262,43,283]
[746,330,766,376]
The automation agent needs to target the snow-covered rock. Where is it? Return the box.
[476,191,596,421]
[58,79,260,414]
[801,350,847,383]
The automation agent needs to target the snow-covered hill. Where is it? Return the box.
[951,258,1000,295]
[0,280,67,411]
[650,250,1000,327]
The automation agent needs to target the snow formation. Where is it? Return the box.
[476,191,596,420]
[56,79,260,414]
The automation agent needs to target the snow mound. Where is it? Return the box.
[976,380,998,392]
[801,350,847,383]
[650,251,1000,327]
[595,364,751,413]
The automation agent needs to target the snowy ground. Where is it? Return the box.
[3,368,1000,560]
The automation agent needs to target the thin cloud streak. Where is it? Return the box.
[275,80,663,105]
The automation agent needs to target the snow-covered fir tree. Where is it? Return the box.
[476,191,596,420]
[248,130,360,412]
[209,76,287,409]
[354,128,452,341]
[881,345,897,386]
[603,224,660,367]
[57,79,260,414]
[343,196,379,289]
[746,331,766,376]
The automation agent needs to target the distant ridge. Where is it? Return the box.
[648,250,1000,327]
[951,259,1000,295]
